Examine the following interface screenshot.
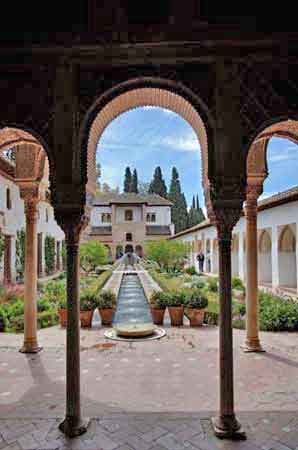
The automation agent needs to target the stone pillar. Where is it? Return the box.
[10,236,17,283]
[242,185,264,352]
[37,232,44,278]
[271,226,279,290]
[238,231,245,281]
[3,235,12,285]
[58,219,89,437]
[212,214,245,440]
[56,240,61,271]
[20,198,42,353]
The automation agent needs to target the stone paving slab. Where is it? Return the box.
[0,414,297,450]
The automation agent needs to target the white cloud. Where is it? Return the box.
[163,134,200,152]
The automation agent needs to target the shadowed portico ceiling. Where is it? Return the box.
[87,87,209,194]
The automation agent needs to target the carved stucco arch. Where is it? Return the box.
[279,225,296,252]
[259,229,272,254]
[247,119,298,188]
[80,78,214,208]
[0,126,53,198]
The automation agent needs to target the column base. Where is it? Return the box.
[241,338,265,353]
[19,343,43,354]
[211,415,246,440]
[59,416,90,438]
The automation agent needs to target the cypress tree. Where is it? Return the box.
[196,195,205,223]
[148,166,167,198]
[131,168,139,194]
[124,167,132,193]
[168,167,188,233]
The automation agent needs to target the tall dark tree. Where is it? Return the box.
[124,167,132,193]
[189,194,205,226]
[131,168,139,194]
[148,166,167,198]
[95,162,101,192]
[168,167,188,233]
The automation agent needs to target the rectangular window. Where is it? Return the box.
[125,210,133,221]
[101,213,111,223]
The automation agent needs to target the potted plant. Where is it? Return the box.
[97,290,117,326]
[166,289,186,326]
[58,296,67,327]
[184,289,208,326]
[149,291,168,325]
[80,289,97,328]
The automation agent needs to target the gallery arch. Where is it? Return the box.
[258,229,272,285]
[278,225,297,289]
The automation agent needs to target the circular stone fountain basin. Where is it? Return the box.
[115,323,155,337]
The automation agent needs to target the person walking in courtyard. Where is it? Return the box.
[197,251,205,272]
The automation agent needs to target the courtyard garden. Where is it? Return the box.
[1,238,298,334]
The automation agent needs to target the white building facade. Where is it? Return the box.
[84,193,174,259]
[172,187,298,295]
[0,165,64,284]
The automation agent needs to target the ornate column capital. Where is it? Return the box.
[245,181,263,219]
[214,207,243,241]
[58,213,89,245]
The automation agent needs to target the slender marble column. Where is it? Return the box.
[59,221,89,437]
[20,199,42,353]
[242,188,264,352]
[212,220,246,440]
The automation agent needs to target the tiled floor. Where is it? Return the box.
[0,325,298,449]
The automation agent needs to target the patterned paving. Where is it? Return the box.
[0,413,298,449]
[1,327,298,448]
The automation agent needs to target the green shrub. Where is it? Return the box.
[144,240,188,272]
[98,290,117,309]
[45,235,56,275]
[233,302,246,317]
[58,297,66,309]
[232,276,245,293]
[37,297,52,313]
[43,280,66,305]
[203,311,219,325]
[0,305,8,331]
[166,289,186,307]
[185,289,208,309]
[184,266,197,276]
[232,319,246,330]
[207,277,218,293]
[5,299,24,321]
[80,241,108,274]
[10,315,24,332]
[150,291,169,309]
[191,279,206,290]
[259,291,298,331]
[92,270,113,292]
[37,310,59,329]
[80,289,98,311]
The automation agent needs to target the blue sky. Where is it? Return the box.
[97,107,298,209]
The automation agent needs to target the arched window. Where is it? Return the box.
[279,226,296,252]
[125,209,133,221]
[126,232,132,242]
[6,188,11,210]
[101,213,112,223]
[146,212,156,223]
[259,230,271,254]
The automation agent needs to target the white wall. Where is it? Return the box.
[146,206,171,225]
[115,206,142,223]
[174,200,298,291]
[91,206,112,226]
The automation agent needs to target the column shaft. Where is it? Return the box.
[243,198,264,352]
[59,225,89,437]
[212,225,245,440]
[20,200,42,353]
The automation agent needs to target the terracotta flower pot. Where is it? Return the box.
[59,308,67,328]
[99,308,115,326]
[80,310,94,328]
[150,307,166,325]
[168,306,184,326]
[184,308,206,327]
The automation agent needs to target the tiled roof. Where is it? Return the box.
[93,193,172,206]
[89,226,112,236]
[258,186,298,211]
[146,225,171,236]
